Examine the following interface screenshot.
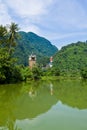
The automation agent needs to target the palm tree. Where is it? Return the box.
[0,25,7,46]
[8,22,19,54]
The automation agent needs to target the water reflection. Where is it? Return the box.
[0,81,58,127]
[0,119,21,130]
[49,83,54,95]
[29,86,37,99]
[54,80,87,109]
[0,80,87,129]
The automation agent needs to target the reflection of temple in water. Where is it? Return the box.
[29,89,37,99]
[1,80,87,129]
[50,83,54,95]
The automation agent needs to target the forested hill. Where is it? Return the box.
[53,41,87,73]
[14,31,58,66]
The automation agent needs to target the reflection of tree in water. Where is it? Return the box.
[53,80,87,109]
[1,119,21,130]
[12,81,58,120]
[0,83,23,127]
[28,82,54,98]
[0,80,87,129]
[0,81,58,128]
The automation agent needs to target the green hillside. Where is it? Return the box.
[53,41,87,75]
[14,31,58,66]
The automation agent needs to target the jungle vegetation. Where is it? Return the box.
[53,41,87,78]
[0,23,87,84]
[0,23,57,84]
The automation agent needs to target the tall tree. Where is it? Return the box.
[8,22,19,54]
[0,23,22,84]
[0,25,7,47]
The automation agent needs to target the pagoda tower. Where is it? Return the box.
[29,54,36,69]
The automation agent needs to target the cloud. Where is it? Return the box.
[42,0,87,30]
[0,0,12,25]
[47,32,87,41]
[20,23,41,34]
[1,0,87,49]
[3,0,53,17]
[1,0,87,31]
[2,0,53,34]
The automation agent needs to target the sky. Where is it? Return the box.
[0,0,87,49]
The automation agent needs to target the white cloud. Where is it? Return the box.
[4,0,53,17]
[1,0,87,49]
[20,23,40,34]
[1,0,53,34]
[43,0,87,30]
[39,30,87,46]
[0,1,12,25]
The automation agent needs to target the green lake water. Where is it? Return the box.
[0,80,87,130]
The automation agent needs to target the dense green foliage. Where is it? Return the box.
[0,24,57,84]
[20,66,42,81]
[0,23,58,84]
[0,23,57,83]
[14,31,58,66]
[53,41,87,77]
[1,22,87,83]
[0,23,22,84]
[80,67,87,79]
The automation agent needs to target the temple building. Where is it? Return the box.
[29,54,36,69]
